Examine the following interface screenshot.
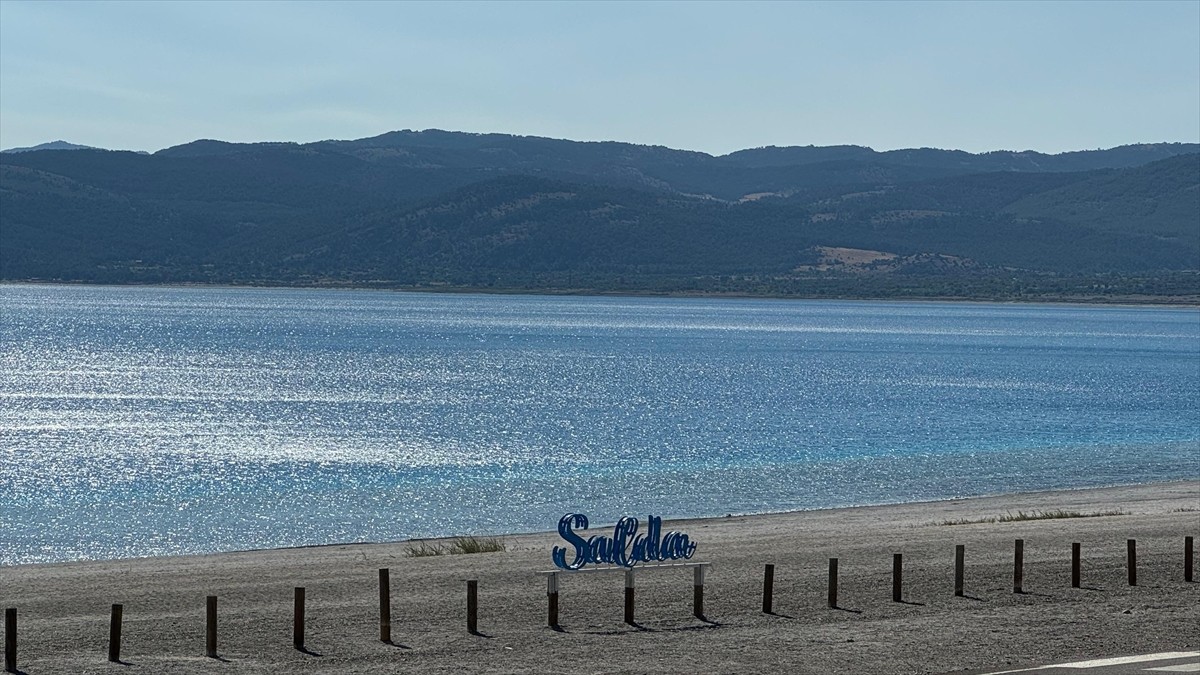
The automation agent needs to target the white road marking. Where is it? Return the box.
[982,652,1200,674]
[1059,653,1200,668]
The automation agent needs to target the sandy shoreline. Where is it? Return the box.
[3,481,1198,674]
[6,280,1199,307]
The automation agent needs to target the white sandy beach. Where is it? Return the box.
[2,481,1198,674]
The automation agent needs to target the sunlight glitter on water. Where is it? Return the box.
[1,284,1197,564]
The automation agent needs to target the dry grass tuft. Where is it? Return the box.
[405,536,507,557]
[935,509,1127,526]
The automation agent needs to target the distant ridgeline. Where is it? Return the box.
[1,131,1197,301]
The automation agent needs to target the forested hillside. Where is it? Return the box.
[1,131,1197,301]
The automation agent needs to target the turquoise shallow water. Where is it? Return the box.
[1,285,1197,565]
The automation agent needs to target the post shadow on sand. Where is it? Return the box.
[469,629,493,639]
[295,645,323,657]
[670,623,723,633]
[382,639,412,649]
[583,620,719,636]
[897,599,926,606]
[583,624,648,636]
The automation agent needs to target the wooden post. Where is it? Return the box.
[623,569,635,625]
[378,568,391,643]
[1013,539,1024,594]
[1186,536,1194,583]
[205,596,217,658]
[892,553,903,602]
[547,573,559,628]
[1072,543,1081,588]
[466,580,478,634]
[4,607,15,674]
[954,544,965,597]
[693,565,705,619]
[827,558,838,609]
[108,604,123,663]
[762,564,775,614]
[293,587,305,649]
[1127,539,1137,586]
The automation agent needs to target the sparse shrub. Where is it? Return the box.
[998,509,1126,522]
[935,509,1126,526]
[405,541,446,557]
[449,536,507,554]
[405,536,507,557]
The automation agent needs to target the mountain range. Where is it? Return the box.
[1,140,100,154]
[1,130,1197,301]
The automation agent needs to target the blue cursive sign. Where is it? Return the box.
[551,513,697,570]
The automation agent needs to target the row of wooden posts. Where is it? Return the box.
[3,536,1194,672]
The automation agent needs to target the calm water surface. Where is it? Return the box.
[1,285,1197,565]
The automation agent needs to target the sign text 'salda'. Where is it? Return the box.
[551,513,697,570]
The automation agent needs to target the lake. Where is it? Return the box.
[1,284,1197,565]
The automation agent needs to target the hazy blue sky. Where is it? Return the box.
[1,0,1197,155]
